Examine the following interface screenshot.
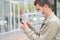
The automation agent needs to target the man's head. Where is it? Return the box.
[34,0,52,19]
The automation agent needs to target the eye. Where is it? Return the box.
[37,9,40,11]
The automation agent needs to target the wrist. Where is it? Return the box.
[24,27,32,33]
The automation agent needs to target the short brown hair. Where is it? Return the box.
[34,0,52,9]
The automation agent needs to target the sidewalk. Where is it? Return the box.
[0,30,30,40]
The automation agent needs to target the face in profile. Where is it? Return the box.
[35,4,43,12]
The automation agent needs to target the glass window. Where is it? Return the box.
[0,0,2,1]
[0,0,20,33]
[4,1,10,32]
[0,1,3,33]
[58,0,60,2]
[0,1,3,18]
[57,0,60,18]
[0,1,6,33]
[20,0,35,14]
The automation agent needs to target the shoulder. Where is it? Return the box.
[40,21,58,35]
[49,15,60,25]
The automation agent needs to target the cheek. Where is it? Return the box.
[39,8,43,12]
[43,8,46,13]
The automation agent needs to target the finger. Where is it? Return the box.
[27,20,30,23]
[20,22,25,26]
[26,21,31,26]
[26,21,30,24]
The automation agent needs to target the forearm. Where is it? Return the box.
[24,27,39,40]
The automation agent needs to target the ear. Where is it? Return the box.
[43,4,48,13]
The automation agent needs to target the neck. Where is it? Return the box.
[45,8,52,20]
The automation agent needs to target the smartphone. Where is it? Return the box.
[20,18,24,24]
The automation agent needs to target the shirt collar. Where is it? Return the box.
[44,12,55,23]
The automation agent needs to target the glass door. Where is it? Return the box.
[0,0,20,34]
[10,1,20,30]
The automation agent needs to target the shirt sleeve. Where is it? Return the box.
[24,27,40,40]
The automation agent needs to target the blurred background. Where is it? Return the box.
[0,0,60,40]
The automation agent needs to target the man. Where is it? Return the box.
[20,0,60,40]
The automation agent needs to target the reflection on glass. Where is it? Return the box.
[4,1,10,32]
[15,4,19,29]
[11,2,20,30]
[11,3,14,30]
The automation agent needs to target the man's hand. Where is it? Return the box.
[20,21,29,30]
[26,21,32,28]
